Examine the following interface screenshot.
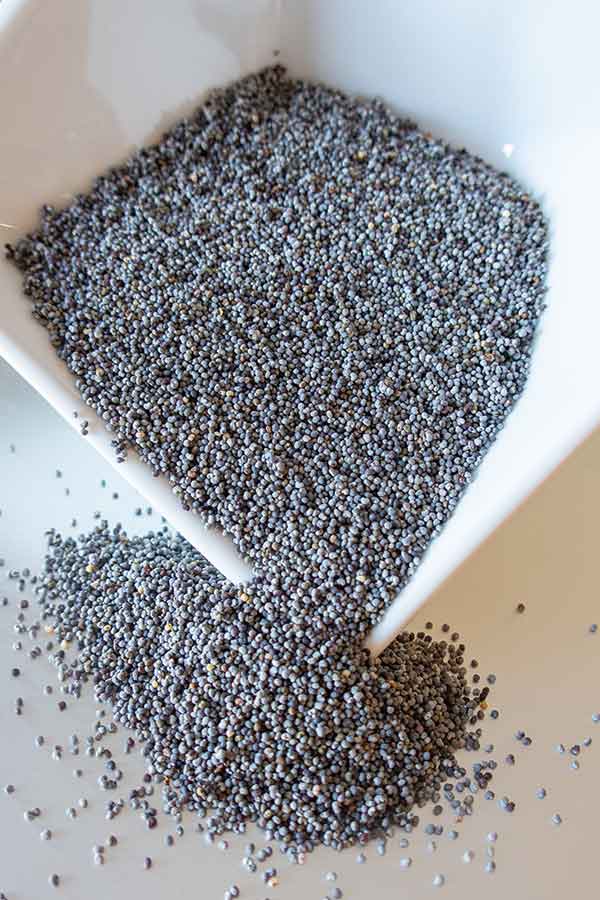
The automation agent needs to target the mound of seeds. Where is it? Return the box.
[7,65,548,636]
[7,66,548,850]
[41,524,487,848]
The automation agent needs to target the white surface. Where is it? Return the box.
[2,359,600,899]
[1,0,600,647]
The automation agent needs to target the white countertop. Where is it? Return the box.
[1,357,598,900]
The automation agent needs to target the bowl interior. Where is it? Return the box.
[1,0,599,650]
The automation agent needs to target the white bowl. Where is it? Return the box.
[1,0,599,651]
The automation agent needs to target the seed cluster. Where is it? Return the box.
[6,67,548,853]
[40,524,486,849]
[7,65,547,636]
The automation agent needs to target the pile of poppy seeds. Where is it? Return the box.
[6,67,548,854]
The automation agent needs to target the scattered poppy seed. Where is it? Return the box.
[7,66,549,857]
